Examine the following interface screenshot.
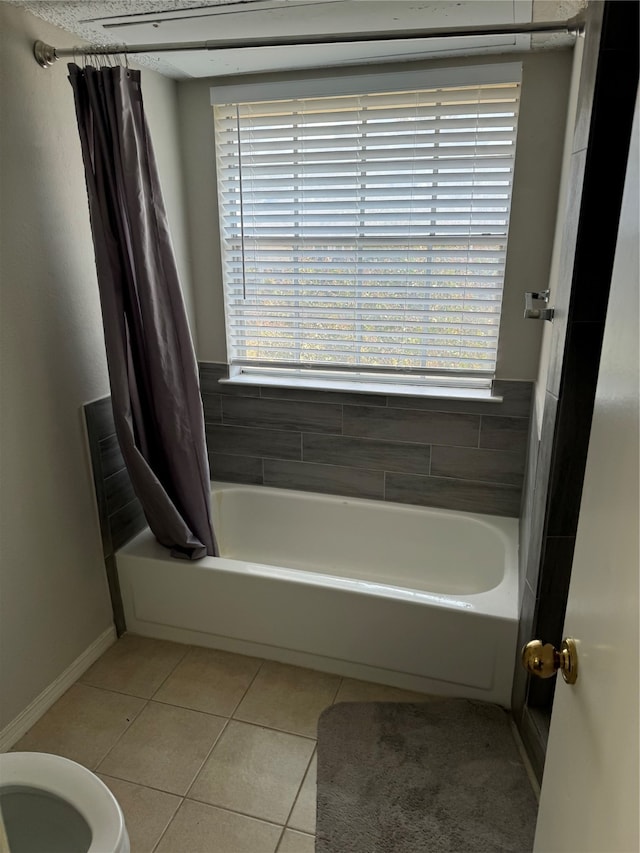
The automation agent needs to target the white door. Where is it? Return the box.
[534,96,639,852]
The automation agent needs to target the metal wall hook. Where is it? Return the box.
[524,290,555,321]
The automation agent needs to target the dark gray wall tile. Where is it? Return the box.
[524,392,557,593]
[105,468,137,517]
[391,380,532,417]
[85,396,115,440]
[491,381,534,418]
[343,405,479,447]
[260,385,385,407]
[545,321,604,536]
[223,396,342,434]
[480,415,528,454]
[202,393,222,424]
[385,472,521,517]
[207,424,301,461]
[535,537,576,646]
[430,445,524,487]
[209,452,263,485]
[303,433,430,475]
[518,400,540,592]
[109,499,146,552]
[99,433,124,481]
[199,363,260,397]
[104,555,126,636]
[263,459,384,500]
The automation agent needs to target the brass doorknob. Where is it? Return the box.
[521,638,579,684]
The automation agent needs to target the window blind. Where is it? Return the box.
[213,75,520,378]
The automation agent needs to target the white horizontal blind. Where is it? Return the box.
[214,77,520,377]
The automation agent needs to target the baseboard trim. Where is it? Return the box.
[0,625,117,752]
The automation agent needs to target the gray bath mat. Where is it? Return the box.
[316,699,538,853]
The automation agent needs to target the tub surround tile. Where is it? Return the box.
[392,380,533,418]
[85,397,145,633]
[81,634,188,699]
[200,363,260,397]
[84,397,146,561]
[201,392,223,424]
[263,458,384,501]
[208,452,264,485]
[207,424,302,461]
[12,684,144,770]
[104,467,137,517]
[343,405,480,448]
[99,433,125,480]
[545,322,604,537]
[303,433,431,475]
[287,752,317,835]
[385,472,522,518]
[155,800,282,853]
[97,775,181,853]
[430,445,525,487]
[85,395,116,439]
[234,661,340,739]
[154,647,262,717]
[260,384,385,408]
[98,701,226,795]
[278,830,316,853]
[479,415,529,454]
[189,721,314,824]
[109,498,147,553]
[223,396,343,435]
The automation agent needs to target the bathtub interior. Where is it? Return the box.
[212,484,515,596]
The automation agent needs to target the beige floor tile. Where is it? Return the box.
[97,775,180,852]
[234,661,340,737]
[333,677,434,704]
[154,646,262,716]
[155,800,281,853]
[288,751,316,835]
[12,684,144,770]
[278,829,315,853]
[98,701,226,795]
[189,720,314,824]
[80,634,188,699]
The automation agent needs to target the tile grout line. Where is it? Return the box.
[182,658,268,800]
[182,716,232,800]
[93,694,152,773]
[179,794,289,830]
[150,794,185,853]
[282,743,317,832]
[92,641,189,772]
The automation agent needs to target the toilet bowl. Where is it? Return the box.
[0,752,129,853]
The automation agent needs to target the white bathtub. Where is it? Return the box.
[116,483,520,706]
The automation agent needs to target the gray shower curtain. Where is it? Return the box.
[69,63,216,559]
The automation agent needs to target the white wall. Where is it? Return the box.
[178,49,572,379]
[0,4,193,731]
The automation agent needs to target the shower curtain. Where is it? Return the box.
[69,63,216,559]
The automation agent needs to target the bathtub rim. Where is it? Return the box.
[118,481,520,622]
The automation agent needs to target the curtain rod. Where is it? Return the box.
[34,14,584,68]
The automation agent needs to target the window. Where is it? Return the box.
[212,64,521,391]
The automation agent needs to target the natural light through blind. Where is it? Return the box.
[213,76,520,379]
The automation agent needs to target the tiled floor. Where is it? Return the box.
[12,634,431,852]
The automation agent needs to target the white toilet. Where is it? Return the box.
[0,752,129,853]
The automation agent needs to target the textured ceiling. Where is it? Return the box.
[14,0,586,79]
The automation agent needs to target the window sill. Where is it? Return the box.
[219,373,503,404]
